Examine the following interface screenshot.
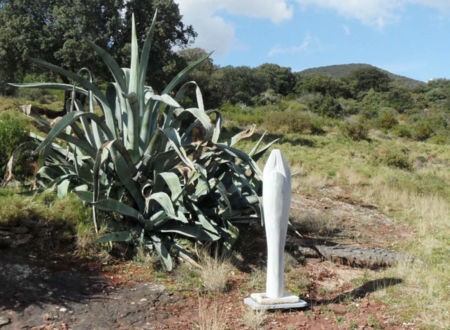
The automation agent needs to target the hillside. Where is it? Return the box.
[297,63,424,88]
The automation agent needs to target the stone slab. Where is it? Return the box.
[251,292,299,304]
[244,297,308,310]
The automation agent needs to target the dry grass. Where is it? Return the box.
[291,210,342,237]
[196,298,227,330]
[241,308,267,329]
[198,251,234,293]
[352,181,449,328]
[245,267,266,292]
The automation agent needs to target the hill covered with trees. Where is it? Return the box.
[298,63,424,88]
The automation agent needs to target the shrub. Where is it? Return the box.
[0,113,33,180]
[264,111,324,135]
[427,133,450,145]
[375,147,413,171]
[393,124,412,138]
[413,121,433,141]
[11,14,273,271]
[379,111,398,130]
[341,117,369,141]
[310,94,343,118]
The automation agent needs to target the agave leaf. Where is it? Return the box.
[122,91,140,151]
[76,190,94,202]
[95,198,143,221]
[97,231,133,243]
[217,143,263,178]
[215,181,232,212]
[252,140,279,161]
[162,128,194,168]
[148,192,177,219]
[28,57,116,135]
[158,224,216,241]
[151,235,173,271]
[194,177,209,198]
[148,94,181,108]
[9,82,88,95]
[129,14,139,94]
[157,172,183,201]
[192,204,220,238]
[57,179,71,198]
[57,132,96,158]
[86,40,126,90]
[35,111,113,154]
[178,107,213,141]
[228,125,255,147]
[162,51,212,95]
[72,96,97,149]
[207,110,222,143]
[138,10,158,114]
[221,220,239,252]
[104,140,144,212]
[249,132,279,161]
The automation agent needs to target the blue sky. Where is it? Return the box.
[175,0,450,82]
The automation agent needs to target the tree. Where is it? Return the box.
[347,67,391,94]
[0,0,195,94]
[255,63,295,95]
[295,73,351,98]
[178,48,220,107]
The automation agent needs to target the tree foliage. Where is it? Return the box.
[0,0,195,94]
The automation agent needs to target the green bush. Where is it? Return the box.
[393,124,412,138]
[375,147,413,171]
[0,113,32,180]
[264,111,324,135]
[413,121,433,141]
[427,133,450,145]
[341,118,369,141]
[309,94,343,118]
[378,111,398,130]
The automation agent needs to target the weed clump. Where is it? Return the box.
[199,252,234,293]
[264,110,324,135]
[375,147,413,171]
[341,117,369,141]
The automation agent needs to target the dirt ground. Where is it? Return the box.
[0,187,417,329]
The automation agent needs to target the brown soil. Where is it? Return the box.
[0,186,418,329]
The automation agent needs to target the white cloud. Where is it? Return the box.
[296,0,404,28]
[267,34,312,57]
[296,0,450,28]
[411,0,450,11]
[175,0,293,57]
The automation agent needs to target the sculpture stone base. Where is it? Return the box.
[244,296,307,310]
[250,292,299,304]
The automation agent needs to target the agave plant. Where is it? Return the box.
[10,13,276,270]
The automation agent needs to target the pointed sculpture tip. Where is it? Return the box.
[264,149,291,178]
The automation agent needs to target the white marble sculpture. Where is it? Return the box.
[244,149,307,310]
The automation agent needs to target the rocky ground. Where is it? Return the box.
[0,186,418,329]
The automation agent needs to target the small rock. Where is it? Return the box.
[0,315,10,327]
[59,307,67,313]
[140,298,147,302]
